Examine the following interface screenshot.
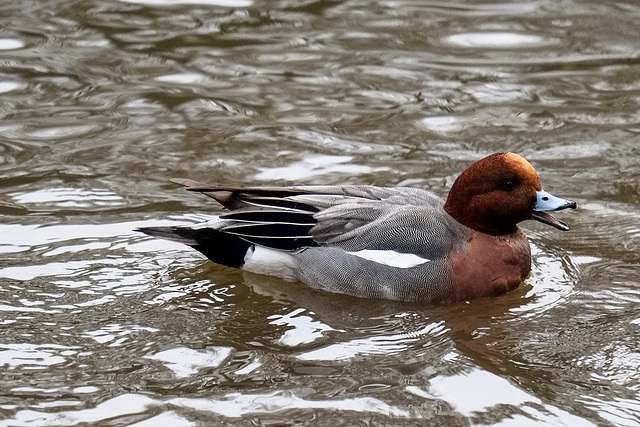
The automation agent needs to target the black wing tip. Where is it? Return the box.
[135,225,177,237]
[135,226,200,245]
[170,178,218,191]
[135,226,161,235]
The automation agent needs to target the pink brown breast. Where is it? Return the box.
[447,228,532,301]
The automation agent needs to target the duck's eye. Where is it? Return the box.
[501,180,516,191]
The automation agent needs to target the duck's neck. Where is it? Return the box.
[444,199,518,235]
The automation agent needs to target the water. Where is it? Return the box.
[1,0,640,425]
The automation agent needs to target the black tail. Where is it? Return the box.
[136,226,252,268]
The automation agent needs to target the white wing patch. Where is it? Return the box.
[346,249,430,268]
[243,245,297,281]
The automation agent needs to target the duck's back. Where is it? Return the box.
[227,185,470,301]
[139,184,470,301]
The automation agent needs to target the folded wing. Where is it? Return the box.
[172,179,456,260]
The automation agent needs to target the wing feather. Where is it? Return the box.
[171,179,455,256]
[221,209,316,224]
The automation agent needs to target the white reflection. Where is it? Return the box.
[73,386,100,393]
[43,242,111,257]
[145,346,233,378]
[255,155,386,181]
[577,343,640,389]
[268,308,336,346]
[120,0,252,6]
[470,83,534,104]
[75,296,117,308]
[0,81,21,93]
[0,219,200,312]
[12,187,122,208]
[0,245,29,254]
[0,343,75,369]
[129,411,195,427]
[284,129,401,154]
[168,390,409,417]
[509,243,574,317]
[297,321,446,361]
[0,38,24,50]
[23,125,102,140]
[0,219,191,252]
[445,32,547,48]
[33,400,81,409]
[419,116,467,133]
[578,395,640,427]
[156,72,205,84]
[234,358,262,375]
[0,304,62,314]
[1,260,112,281]
[83,324,159,346]
[424,369,595,426]
[1,394,159,426]
[428,369,536,416]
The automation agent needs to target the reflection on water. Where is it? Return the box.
[423,369,595,426]
[1,0,640,425]
[444,32,552,48]
[146,346,233,377]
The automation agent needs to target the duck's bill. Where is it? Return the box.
[530,211,571,231]
[531,190,577,231]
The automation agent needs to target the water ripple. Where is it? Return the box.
[120,0,253,6]
[168,391,410,418]
[145,346,233,377]
[0,38,25,50]
[444,32,553,49]
[1,0,639,425]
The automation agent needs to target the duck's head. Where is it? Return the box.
[444,152,576,235]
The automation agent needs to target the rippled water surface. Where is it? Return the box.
[1,0,640,425]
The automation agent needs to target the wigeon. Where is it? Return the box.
[138,152,576,302]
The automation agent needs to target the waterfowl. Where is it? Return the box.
[137,152,576,302]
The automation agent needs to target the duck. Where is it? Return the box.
[137,152,576,303]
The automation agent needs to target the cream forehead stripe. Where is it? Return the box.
[346,250,430,268]
[502,153,540,183]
